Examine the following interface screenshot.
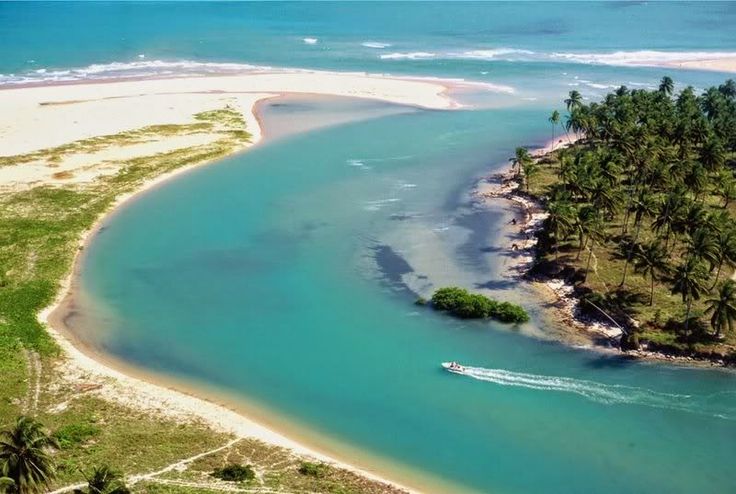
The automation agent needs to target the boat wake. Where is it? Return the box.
[458,365,736,420]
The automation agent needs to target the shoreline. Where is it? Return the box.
[28,73,477,494]
[473,138,733,368]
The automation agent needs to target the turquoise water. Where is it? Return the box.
[76,105,736,494]
[4,2,736,493]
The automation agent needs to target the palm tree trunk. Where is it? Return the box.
[621,188,635,236]
[684,297,692,334]
[584,240,595,281]
[621,218,643,288]
[576,234,587,260]
[650,275,655,305]
[711,261,723,290]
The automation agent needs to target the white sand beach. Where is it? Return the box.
[0,70,463,190]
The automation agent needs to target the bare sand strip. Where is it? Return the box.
[662,57,736,74]
[0,69,483,494]
[0,71,458,157]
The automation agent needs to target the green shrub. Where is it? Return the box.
[430,287,528,324]
[53,422,100,449]
[430,287,469,311]
[297,461,329,478]
[212,464,255,482]
[491,301,530,323]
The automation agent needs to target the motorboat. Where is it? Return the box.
[442,361,465,374]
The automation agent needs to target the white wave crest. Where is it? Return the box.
[380,52,436,61]
[458,48,535,60]
[376,47,736,70]
[303,37,319,45]
[362,41,392,49]
[457,365,736,419]
[550,50,736,67]
[0,59,273,85]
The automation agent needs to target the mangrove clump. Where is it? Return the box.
[430,287,530,323]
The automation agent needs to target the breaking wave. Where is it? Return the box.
[378,48,736,69]
[362,41,392,49]
[0,59,274,86]
[380,52,437,60]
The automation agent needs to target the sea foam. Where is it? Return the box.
[380,52,437,60]
[362,41,392,49]
[0,59,273,86]
[377,47,736,69]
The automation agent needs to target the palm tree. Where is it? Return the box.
[545,199,575,261]
[652,190,685,250]
[620,191,657,288]
[0,478,15,494]
[686,227,719,272]
[581,213,606,281]
[633,241,671,305]
[671,258,708,333]
[710,227,736,289]
[509,147,532,179]
[81,465,130,494]
[521,160,539,192]
[564,90,582,111]
[715,169,736,207]
[659,76,674,96]
[0,417,58,494]
[705,280,736,338]
[700,137,725,172]
[718,79,736,98]
[548,110,561,149]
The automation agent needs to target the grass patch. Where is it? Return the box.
[53,421,101,449]
[39,395,229,488]
[0,339,27,421]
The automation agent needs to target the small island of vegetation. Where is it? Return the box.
[516,77,736,362]
[429,287,530,324]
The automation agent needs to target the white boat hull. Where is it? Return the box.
[441,362,465,374]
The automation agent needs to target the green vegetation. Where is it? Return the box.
[524,77,736,357]
[0,416,59,493]
[430,287,530,323]
[211,464,255,482]
[52,422,100,449]
[297,461,329,478]
[78,465,130,494]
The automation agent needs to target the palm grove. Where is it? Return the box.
[516,77,736,354]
